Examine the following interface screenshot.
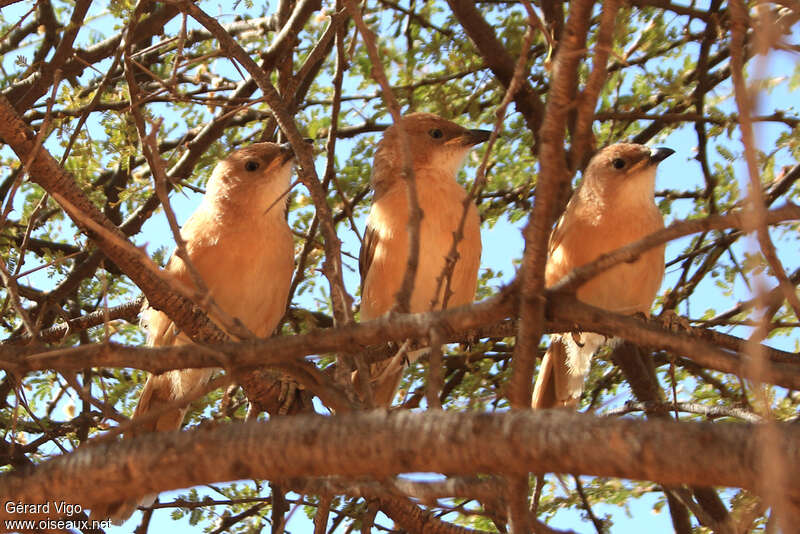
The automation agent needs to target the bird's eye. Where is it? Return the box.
[245,160,260,172]
[428,128,443,139]
[612,158,626,169]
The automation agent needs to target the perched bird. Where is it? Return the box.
[93,142,296,522]
[358,112,489,406]
[532,143,673,409]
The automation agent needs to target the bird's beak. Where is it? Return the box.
[649,147,675,164]
[463,129,491,146]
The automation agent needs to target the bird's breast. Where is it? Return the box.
[362,176,481,317]
[546,202,664,314]
[181,211,294,337]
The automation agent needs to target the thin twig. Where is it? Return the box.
[342,0,421,315]
[166,0,354,327]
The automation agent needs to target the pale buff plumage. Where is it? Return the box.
[359,113,488,406]
[532,143,672,409]
[94,142,295,522]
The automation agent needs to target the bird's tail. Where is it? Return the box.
[91,368,213,524]
[531,337,586,409]
[132,368,214,433]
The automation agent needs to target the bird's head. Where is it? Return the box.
[582,143,674,202]
[206,142,296,213]
[372,112,490,191]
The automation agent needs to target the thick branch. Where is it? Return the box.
[3,288,517,375]
[548,296,800,389]
[7,289,800,395]
[446,0,545,145]
[2,410,798,521]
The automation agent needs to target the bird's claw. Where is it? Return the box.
[658,309,692,333]
[277,376,304,415]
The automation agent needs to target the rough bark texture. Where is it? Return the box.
[2,410,795,522]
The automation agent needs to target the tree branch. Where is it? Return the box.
[3,410,799,521]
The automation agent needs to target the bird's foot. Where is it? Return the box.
[278,376,305,415]
[657,309,693,334]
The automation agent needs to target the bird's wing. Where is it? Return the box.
[142,252,192,347]
[359,221,379,291]
[134,251,204,429]
[547,204,571,260]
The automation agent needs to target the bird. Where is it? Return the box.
[531,143,673,409]
[92,142,296,522]
[357,112,489,406]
